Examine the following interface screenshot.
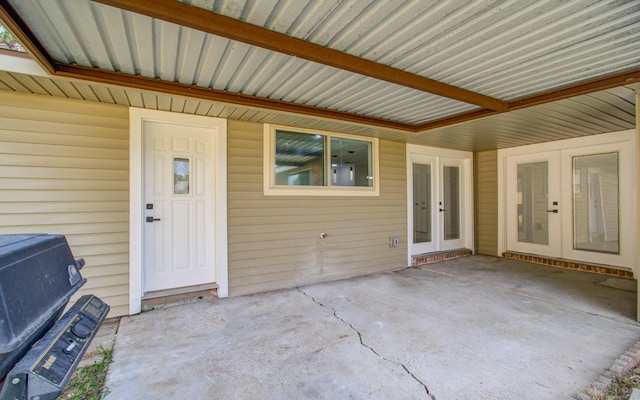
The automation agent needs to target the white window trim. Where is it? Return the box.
[263,124,380,196]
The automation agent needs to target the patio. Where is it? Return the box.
[104,256,640,399]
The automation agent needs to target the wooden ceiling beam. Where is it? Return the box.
[506,67,640,111]
[415,68,640,133]
[3,0,640,136]
[0,0,417,131]
[0,0,417,132]
[92,0,508,112]
[55,64,418,132]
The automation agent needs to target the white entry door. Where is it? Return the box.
[143,121,216,293]
[505,151,562,258]
[408,147,472,257]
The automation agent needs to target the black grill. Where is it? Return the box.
[0,234,109,400]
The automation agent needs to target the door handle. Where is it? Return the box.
[146,216,161,222]
[546,209,558,213]
[439,208,446,212]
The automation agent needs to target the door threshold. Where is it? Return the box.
[412,248,472,266]
[502,252,634,279]
[142,283,219,311]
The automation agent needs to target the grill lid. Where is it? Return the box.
[0,234,86,379]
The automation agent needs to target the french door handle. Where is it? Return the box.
[146,216,161,222]
[546,209,558,213]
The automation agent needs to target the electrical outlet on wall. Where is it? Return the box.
[389,236,399,247]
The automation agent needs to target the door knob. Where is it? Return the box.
[146,216,161,222]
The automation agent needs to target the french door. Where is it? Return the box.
[503,133,635,269]
[408,147,471,257]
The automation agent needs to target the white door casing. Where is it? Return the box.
[407,144,473,264]
[129,108,228,315]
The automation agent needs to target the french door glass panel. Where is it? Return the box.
[517,161,549,245]
[439,159,465,251]
[413,163,432,244]
[572,152,619,254]
[442,166,460,241]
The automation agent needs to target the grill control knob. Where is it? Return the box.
[63,340,77,354]
[71,318,94,339]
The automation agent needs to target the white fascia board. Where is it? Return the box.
[0,50,48,76]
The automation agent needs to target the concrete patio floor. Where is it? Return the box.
[105,256,640,399]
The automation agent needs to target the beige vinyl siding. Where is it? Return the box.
[475,150,499,255]
[227,120,407,296]
[0,91,129,317]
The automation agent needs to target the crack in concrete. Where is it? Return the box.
[296,287,436,400]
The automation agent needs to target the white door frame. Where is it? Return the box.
[129,108,228,315]
[406,144,474,266]
[498,129,637,272]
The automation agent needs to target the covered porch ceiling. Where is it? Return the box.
[0,0,639,151]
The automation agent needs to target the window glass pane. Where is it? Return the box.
[517,161,549,245]
[330,137,373,187]
[174,158,190,195]
[413,164,431,244]
[572,152,619,254]
[266,125,378,196]
[275,130,325,186]
[443,166,460,240]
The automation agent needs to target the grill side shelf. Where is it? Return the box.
[0,295,109,400]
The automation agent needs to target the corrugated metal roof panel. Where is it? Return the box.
[3,0,639,151]
[182,0,640,101]
[408,86,637,151]
[0,71,635,152]
[9,0,638,127]
[9,0,476,125]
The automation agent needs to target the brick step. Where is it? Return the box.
[412,248,473,266]
[502,251,633,279]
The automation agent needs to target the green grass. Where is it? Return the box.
[63,345,113,400]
